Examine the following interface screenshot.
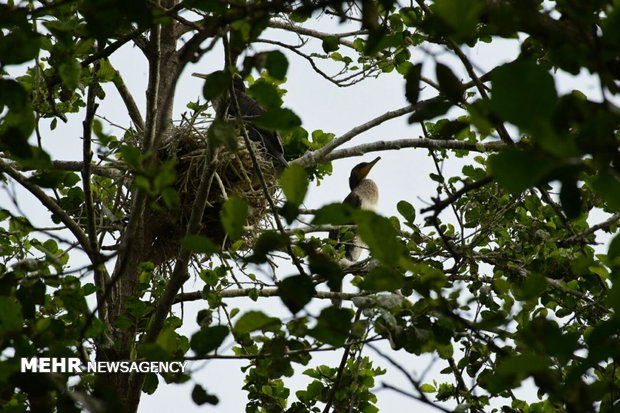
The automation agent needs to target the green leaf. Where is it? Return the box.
[404,63,422,104]
[142,373,159,395]
[233,311,281,335]
[435,63,463,102]
[0,297,23,335]
[312,203,354,225]
[322,36,339,53]
[280,163,309,207]
[190,325,229,356]
[58,58,82,90]
[419,383,436,393]
[309,307,353,346]
[247,80,282,109]
[181,235,217,254]
[559,178,582,219]
[208,119,238,151]
[491,60,558,131]
[220,196,248,240]
[359,266,405,292]
[431,0,484,39]
[192,384,219,406]
[247,231,288,263]
[488,149,555,193]
[397,200,415,223]
[255,108,301,131]
[278,275,316,314]
[265,50,289,80]
[589,172,620,211]
[202,70,230,100]
[354,210,402,265]
[408,100,452,123]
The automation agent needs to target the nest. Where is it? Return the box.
[143,123,280,265]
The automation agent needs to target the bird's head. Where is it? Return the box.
[349,156,381,189]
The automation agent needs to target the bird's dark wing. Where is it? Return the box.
[342,191,362,208]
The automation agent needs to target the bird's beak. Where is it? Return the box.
[360,156,381,177]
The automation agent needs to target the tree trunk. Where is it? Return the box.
[96,12,182,412]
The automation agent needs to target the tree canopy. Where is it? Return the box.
[1,0,620,412]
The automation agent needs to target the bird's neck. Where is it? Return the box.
[354,179,379,210]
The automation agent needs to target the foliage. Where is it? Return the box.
[1,0,620,412]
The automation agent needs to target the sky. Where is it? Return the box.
[2,6,616,413]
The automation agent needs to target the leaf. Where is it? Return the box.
[181,235,217,255]
[322,36,339,53]
[58,58,82,90]
[207,119,238,151]
[311,203,353,225]
[404,63,422,104]
[397,200,416,223]
[233,311,281,335]
[589,172,620,211]
[247,231,288,263]
[278,275,316,314]
[142,373,159,395]
[255,108,301,131]
[559,178,582,219]
[265,50,289,80]
[0,297,23,335]
[419,383,436,393]
[190,325,229,356]
[354,210,402,265]
[220,196,248,240]
[488,149,555,193]
[247,80,282,109]
[202,70,230,100]
[408,100,452,123]
[309,307,353,346]
[431,0,484,39]
[435,63,463,102]
[192,384,219,406]
[280,163,309,207]
[359,266,405,292]
[491,60,558,131]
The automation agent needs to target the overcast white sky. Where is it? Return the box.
[2,8,615,413]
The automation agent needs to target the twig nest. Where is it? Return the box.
[144,124,280,265]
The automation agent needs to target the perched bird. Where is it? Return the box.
[331,156,381,262]
[329,156,380,306]
[204,74,289,169]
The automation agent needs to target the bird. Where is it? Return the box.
[330,156,381,261]
[197,73,289,169]
[328,156,381,306]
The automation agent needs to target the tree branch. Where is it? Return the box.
[295,98,445,166]
[0,159,93,256]
[173,288,363,304]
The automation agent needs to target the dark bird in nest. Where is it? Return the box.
[329,156,381,306]
[195,73,289,169]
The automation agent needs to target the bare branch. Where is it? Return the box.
[173,288,363,304]
[318,138,506,163]
[295,98,446,166]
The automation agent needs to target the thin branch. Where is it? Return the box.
[295,98,445,166]
[0,158,93,256]
[314,138,506,164]
[368,343,452,413]
[112,70,145,131]
[174,288,363,304]
[268,20,359,49]
[562,212,620,245]
[421,176,494,215]
[82,52,111,324]
[81,27,147,68]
